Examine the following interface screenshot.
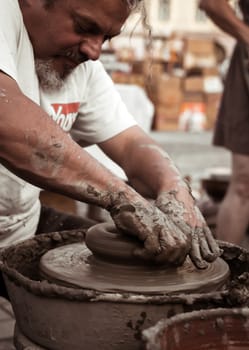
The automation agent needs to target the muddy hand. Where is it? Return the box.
[110,202,191,265]
[156,191,221,269]
[189,206,221,268]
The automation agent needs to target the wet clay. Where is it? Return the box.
[0,228,248,304]
[39,223,229,294]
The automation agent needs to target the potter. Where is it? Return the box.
[0,0,219,299]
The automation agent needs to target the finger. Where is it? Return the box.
[134,245,187,266]
[113,211,148,241]
[157,229,190,265]
[155,248,188,266]
[170,216,192,237]
[133,247,157,261]
[135,231,187,265]
[159,219,188,248]
[147,217,186,255]
[194,206,221,259]
[189,232,208,269]
[196,227,217,263]
[144,233,162,255]
[203,225,222,257]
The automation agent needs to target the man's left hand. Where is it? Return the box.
[155,190,221,269]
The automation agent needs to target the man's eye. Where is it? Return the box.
[74,20,101,36]
[103,35,111,42]
[75,23,87,34]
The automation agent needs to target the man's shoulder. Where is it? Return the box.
[0,0,22,29]
[0,0,21,15]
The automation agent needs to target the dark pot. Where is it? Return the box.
[201,178,229,202]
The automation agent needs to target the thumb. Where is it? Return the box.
[133,247,157,261]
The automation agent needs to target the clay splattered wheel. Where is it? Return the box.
[39,223,230,295]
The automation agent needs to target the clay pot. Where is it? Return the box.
[201,178,229,202]
[142,307,249,350]
[0,224,248,350]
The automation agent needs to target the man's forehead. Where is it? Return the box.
[70,0,132,32]
[74,12,122,36]
[57,0,142,18]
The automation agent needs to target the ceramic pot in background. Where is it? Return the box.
[142,307,249,350]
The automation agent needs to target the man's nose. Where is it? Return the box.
[79,36,103,61]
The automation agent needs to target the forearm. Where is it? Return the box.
[200,0,249,44]
[122,138,186,198]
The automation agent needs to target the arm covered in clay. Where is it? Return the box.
[0,72,130,206]
[100,126,221,268]
[199,0,249,44]
[0,72,198,266]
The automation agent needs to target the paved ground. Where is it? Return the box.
[0,131,230,349]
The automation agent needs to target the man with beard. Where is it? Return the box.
[0,0,220,299]
[199,0,249,246]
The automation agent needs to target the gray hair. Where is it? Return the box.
[125,0,143,10]
[127,0,150,40]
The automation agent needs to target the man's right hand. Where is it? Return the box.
[110,202,192,266]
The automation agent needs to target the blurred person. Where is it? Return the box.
[199,0,249,245]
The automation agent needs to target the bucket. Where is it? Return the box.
[142,307,249,350]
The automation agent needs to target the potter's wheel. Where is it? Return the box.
[39,223,229,294]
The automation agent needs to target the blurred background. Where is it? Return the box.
[100,0,238,133]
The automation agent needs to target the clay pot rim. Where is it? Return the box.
[142,306,249,348]
[1,261,229,304]
[0,229,247,303]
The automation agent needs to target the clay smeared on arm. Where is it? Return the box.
[156,190,221,269]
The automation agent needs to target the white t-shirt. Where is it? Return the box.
[0,1,136,247]
[40,61,136,146]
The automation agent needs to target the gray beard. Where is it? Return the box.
[35,59,65,92]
